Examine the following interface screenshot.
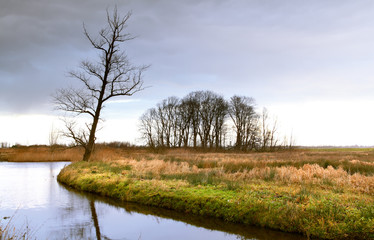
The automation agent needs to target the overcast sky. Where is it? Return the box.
[1,0,374,146]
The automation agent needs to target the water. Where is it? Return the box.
[0,162,305,240]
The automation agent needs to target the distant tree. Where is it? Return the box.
[54,7,147,161]
[139,91,291,151]
[269,116,279,150]
[183,92,202,148]
[48,124,60,148]
[178,98,194,147]
[198,91,216,148]
[281,131,296,150]
[260,107,270,150]
[163,97,180,147]
[259,107,279,151]
[139,108,156,148]
[244,113,260,150]
[211,94,228,148]
[287,131,296,149]
[179,91,228,149]
[228,96,257,150]
[152,97,180,147]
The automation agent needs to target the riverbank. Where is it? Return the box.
[58,149,374,239]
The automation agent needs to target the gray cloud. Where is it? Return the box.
[1,0,374,113]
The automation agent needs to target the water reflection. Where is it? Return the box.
[0,162,305,240]
[90,200,101,240]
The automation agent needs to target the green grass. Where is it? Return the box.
[58,161,374,239]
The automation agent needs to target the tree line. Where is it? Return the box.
[139,90,294,151]
[51,7,292,161]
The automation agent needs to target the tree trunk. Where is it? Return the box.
[82,114,99,161]
[90,200,101,240]
[83,95,103,161]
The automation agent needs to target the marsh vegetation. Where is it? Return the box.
[0,160,303,240]
[55,147,374,239]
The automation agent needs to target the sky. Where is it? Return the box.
[1,0,374,146]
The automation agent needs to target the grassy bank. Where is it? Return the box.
[58,149,374,239]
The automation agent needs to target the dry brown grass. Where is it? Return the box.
[0,146,83,162]
[225,164,374,194]
[3,146,374,194]
[115,159,373,194]
[58,148,374,239]
[0,145,130,162]
[103,148,374,195]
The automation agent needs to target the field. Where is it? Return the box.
[1,146,373,239]
[0,145,127,162]
[52,147,373,239]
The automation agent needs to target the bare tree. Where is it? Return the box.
[139,91,292,151]
[211,94,228,148]
[180,91,202,148]
[139,109,156,148]
[0,142,9,148]
[54,7,147,161]
[178,98,194,147]
[228,96,257,150]
[198,91,215,148]
[157,97,180,147]
[260,108,280,151]
[48,124,60,146]
[269,116,279,150]
[260,108,270,151]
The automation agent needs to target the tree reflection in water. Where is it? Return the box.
[90,200,101,240]
[0,162,304,240]
[58,184,305,240]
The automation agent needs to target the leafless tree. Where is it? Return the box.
[198,91,215,148]
[260,108,270,150]
[0,142,9,148]
[228,96,257,150]
[161,97,180,147]
[139,91,292,151]
[183,92,201,148]
[177,98,193,147]
[211,94,228,148]
[287,131,296,149]
[260,108,280,151]
[139,109,156,148]
[48,124,60,147]
[54,7,147,161]
[281,132,295,150]
[269,116,279,150]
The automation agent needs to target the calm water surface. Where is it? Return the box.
[0,162,305,240]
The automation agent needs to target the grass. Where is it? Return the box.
[0,213,34,240]
[0,145,131,162]
[0,146,83,162]
[57,148,374,239]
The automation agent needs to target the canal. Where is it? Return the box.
[0,162,304,240]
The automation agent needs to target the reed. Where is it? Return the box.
[0,214,33,240]
[0,145,130,162]
[57,148,374,239]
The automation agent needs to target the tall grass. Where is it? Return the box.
[57,148,374,239]
[111,157,373,195]
[0,214,34,240]
[0,145,130,162]
[0,146,83,162]
[3,146,373,238]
